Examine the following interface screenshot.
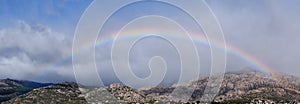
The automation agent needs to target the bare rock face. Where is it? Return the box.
[140,68,300,103]
[82,83,148,103]
[213,69,300,103]
[250,98,276,104]
[106,83,147,103]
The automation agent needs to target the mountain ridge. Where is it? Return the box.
[1,68,300,103]
[0,78,52,102]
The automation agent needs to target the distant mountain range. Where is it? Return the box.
[1,68,300,104]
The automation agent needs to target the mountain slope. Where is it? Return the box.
[82,83,149,103]
[2,69,300,103]
[214,69,300,103]
[3,83,148,104]
[0,79,52,102]
[141,68,300,103]
[3,82,86,104]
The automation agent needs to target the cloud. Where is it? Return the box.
[1,0,300,87]
[206,0,300,76]
[0,20,74,82]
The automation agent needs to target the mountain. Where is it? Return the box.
[82,83,149,103]
[2,68,300,103]
[0,79,52,102]
[141,68,300,103]
[3,82,149,104]
[3,82,86,104]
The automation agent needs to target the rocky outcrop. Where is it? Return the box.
[82,83,149,103]
[140,68,300,103]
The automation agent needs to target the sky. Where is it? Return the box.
[0,0,300,86]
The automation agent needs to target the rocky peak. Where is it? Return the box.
[105,83,148,103]
[230,67,263,75]
[54,82,78,89]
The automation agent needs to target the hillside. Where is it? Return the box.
[141,68,300,103]
[1,69,300,103]
[0,79,51,102]
[3,82,86,104]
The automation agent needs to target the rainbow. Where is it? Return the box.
[98,29,276,75]
[32,31,279,83]
[191,34,274,75]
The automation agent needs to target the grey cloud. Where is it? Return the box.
[207,0,300,76]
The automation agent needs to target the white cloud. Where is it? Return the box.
[0,52,35,78]
[0,21,74,82]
